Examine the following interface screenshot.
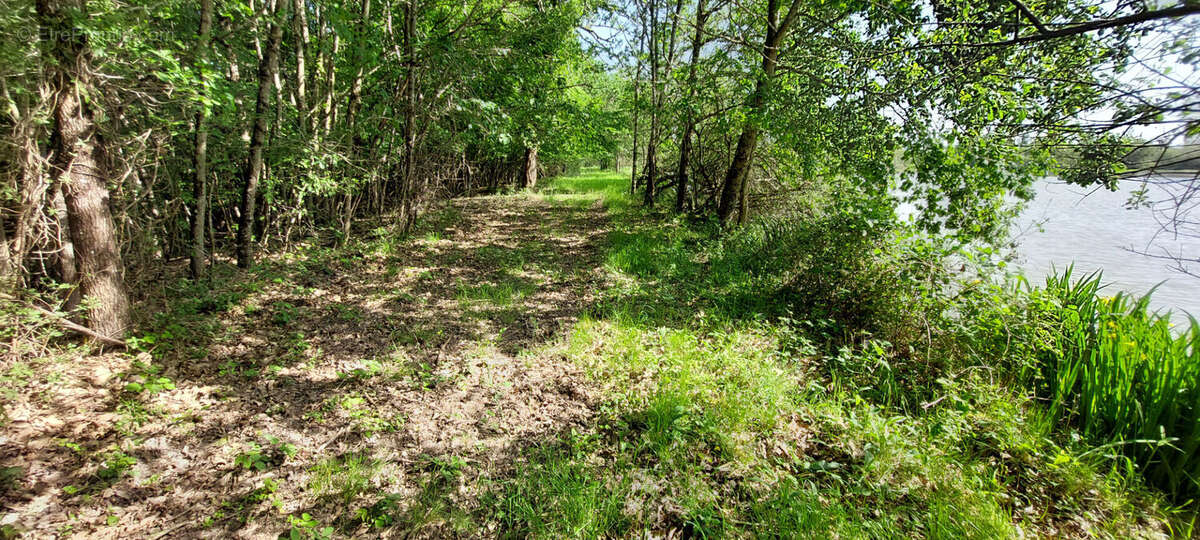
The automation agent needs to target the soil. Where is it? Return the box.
[0,193,611,538]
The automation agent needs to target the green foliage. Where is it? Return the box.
[282,513,333,540]
[307,452,381,504]
[477,172,1178,537]
[271,301,299,326]
[455,277,537,307]
[120,361,175,395]
[965,268,1200,500]
[488,432,632,538]
[98,450,136,481]
[234,436,298,472]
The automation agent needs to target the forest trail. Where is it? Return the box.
[2,190,614,538]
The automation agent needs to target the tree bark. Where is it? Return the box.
[521,146,538,189]
[323,32,339,138]
[236,0,284,268]
[737,153,753,225]
[293,0,310,135]
[629,11,644,196]
[642,0,659,207]
[715,0,803,225]
[399,0,418,233]
[191,0,213,278]
[345,0,372,135]
[36,0,131,339]
[675,0,706,213]
[51,185,80,312]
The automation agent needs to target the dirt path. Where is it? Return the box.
[1,193,611,538]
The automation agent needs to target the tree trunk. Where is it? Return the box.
[399,0,418,233]
[737,154,753,225]
[345,0,372,135]
[191,0,213,278]
[236,0,284,268]
[630,15,644,196]
[716,0,802,225]
[320,15,339,139]
[51,185,80,312]
[36,0,131,339]
[0,212,10,284]
[293,0,310,135]
[675,0,706,213]
[642,0,659,207]
[521,146,538,189]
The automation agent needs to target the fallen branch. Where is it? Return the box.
[0,293,126,348]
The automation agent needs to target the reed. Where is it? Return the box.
[1037,268,1200,500]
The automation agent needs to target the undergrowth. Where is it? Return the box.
[479,169,1192,538]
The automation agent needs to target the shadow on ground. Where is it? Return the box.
[0,190,612,538]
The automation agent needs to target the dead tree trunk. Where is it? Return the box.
[236,0,284,268]
[36,0,131,339]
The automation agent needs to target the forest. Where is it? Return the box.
[1,0,1199,536]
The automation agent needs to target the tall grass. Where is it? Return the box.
[1036,269,1200,500]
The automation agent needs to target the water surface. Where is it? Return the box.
[1014,177,1199,316]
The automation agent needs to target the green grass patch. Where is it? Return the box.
[477,169,1177,537]
[455,276,537,307]
[308,452,382,504]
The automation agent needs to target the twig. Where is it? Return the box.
[0,293,126,348]
[147,516,193,540]
[316,427,352,453]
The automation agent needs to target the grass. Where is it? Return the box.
[475,169,1184,537]
[1032,269,1200,500]
[6,166,1194,537]
[455,276,537,307]
[307,452,382,504]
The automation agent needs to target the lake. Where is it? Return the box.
[1014,176,1199,316]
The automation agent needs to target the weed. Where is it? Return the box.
[307,452,381,503]
[337,359,382,380]
[331,303,363,321]
[98,450,136,481]
[271,301,299,325]
[455,276,536,307]
[336,394,405,436]
[234,436,297,472]
[119,361,175,395]
[283,513,333,540]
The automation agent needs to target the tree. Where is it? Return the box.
[191,0,214,278]
[236,0,285,268]
[715,0,802,225]
[35,0,130,338]
[674,0,708,213]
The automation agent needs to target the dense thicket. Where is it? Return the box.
[0,0,622,336]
